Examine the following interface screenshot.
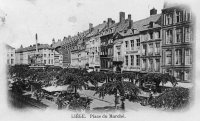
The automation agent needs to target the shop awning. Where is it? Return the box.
[42,85,69,92]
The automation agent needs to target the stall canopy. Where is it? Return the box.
[42,85,69,92]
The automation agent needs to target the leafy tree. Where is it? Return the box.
[8,64,30,81]
[58,73,87,94]
[95,79,140,110]
[149,87,190,110]
[122,72,136,83]
[136,73,178,93]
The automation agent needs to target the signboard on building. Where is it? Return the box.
[126,51,138,54]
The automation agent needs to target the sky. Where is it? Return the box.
[0,0,198,48]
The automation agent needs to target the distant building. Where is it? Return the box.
[52,39,63,67]
[140,9,162,74]
[61,36,74,68]
[161,4,193,82]
[86,22,107,71]
[15,44,54,66]
[6,44,15,66]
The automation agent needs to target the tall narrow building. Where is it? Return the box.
[161,4,193,82]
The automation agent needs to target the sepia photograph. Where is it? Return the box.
[0,0,199,121]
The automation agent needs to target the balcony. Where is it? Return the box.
[113,56,124,62]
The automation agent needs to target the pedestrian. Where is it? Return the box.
[115,93,120,109]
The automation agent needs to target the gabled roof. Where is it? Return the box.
[6,44,15,49]
[132,14,161,32]
[52,40,62,48]
[16,44,53,53]
[86,23,107,38]
[114,20,130,33]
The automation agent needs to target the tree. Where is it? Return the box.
[8,64,30,81]
[58,72,87,95]
[149,87,190,110]
[136,73,178,93]
[94,78,140,110]
[122,72,136,83]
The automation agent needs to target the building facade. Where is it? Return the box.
[15,44,55,66]
[85,23,107,71]
[6,44,15,66]
[140,10,162,74]
[161,5,193,82]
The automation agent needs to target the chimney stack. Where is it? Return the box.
[119,12,125,23]
[89,23,93,32]
[52,38,55,44]
[107,18,112,27]
[150,8,157,16]
[128,14,133,29]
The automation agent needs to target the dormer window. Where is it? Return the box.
[124,30,127,33]
[149,21,154,28]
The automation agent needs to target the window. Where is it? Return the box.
[142,44,147,55]
[185,11,191,21]
[166,50,172,65]
[142,59,147,71]
[155,59,160,72]
[143,34,148,41]
[11,59,14,64]
[176,28,182,43]
[131,55,134,66]
[130,40,134,50]
[136,39,140,47]
[155,43,160,55]
[44,60,46,64]
[166,29,173,44]
[184,70,191,82]
[185,49,191,65]
[149,32,153,40]
[176,11,182,23]
[149,59,153,71]
[148,43,153,55]
[11,54,13,57]
[51,59,53,64]
[125,41,129,48]
[49,59,51,64]
[136,55,140,66]
[174,70,181,81]
[155,31,160,39]
[125,56,128,66]
[165,14,172,25]
[175,49,182,65]
[118,52,120,55]
[185,27,191,42]
[44,54,46,57]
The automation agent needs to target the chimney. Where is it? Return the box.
[150,8,157,16]
[89,23,93,32]
[107,18,112,27]
[128,14,133,29]
[119,12,125,23]
[52,38,55,44]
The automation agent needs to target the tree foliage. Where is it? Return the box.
[136,73,178,92]
[149,87,190,110]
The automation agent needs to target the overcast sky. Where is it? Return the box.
[0,0,198,48]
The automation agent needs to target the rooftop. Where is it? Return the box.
[16,44,53,53]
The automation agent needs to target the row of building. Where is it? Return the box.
[6,41,63,67]
[59,3,193,82]
[6,3,193,82]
